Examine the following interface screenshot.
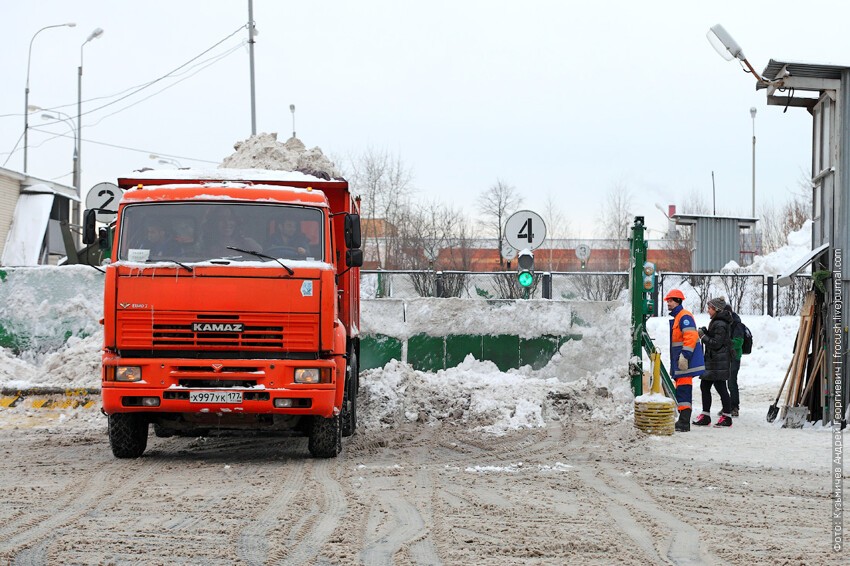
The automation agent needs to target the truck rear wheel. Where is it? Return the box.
[308,414,342,458]
[341,352,358,437]
[109,413,149,458]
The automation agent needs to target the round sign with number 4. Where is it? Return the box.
[505,210,546,251]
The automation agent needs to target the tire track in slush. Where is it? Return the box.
[6,459,159,565]
[277,459,348,565]
[570,426,719,566]
[358,447,440,566]
[235,453,308,565]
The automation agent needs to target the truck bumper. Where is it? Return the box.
[102,355,341,418]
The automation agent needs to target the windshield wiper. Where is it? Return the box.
[147,258,193,272]
[226,246,294,275]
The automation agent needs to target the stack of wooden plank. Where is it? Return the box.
[778,291,825,425]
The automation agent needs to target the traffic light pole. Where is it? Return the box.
[629,216,676,398]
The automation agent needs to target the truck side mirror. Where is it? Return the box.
[82,210,97,245]
[345,249,364,268]
[344,213,361,249]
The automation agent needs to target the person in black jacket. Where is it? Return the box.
[723,304,745,417]
[692,297,734,427]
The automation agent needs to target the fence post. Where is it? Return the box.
[767,276,774,317]
[651,285,659,316]
[376,269,384,298]
[542,272,552,299]
[435,271,445,298]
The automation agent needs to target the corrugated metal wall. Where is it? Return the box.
[0,175,21,260]
[692,217,742,271]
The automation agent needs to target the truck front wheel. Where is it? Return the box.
[308,414,342,458]
[109,413,149,458]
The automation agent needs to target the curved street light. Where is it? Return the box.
[41,110,79,186]
[706,23,771,85]
[24,22,76,173]
[149,154,182,168]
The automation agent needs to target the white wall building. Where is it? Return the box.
[0,167,78,266]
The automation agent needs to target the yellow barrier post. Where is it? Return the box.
[634,351,675,435]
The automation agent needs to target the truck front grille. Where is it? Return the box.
[117,311,318,351]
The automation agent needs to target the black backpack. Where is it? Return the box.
[740,322,753,354]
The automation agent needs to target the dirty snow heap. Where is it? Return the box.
[219,133,340,180]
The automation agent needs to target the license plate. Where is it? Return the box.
[189,391,243,404]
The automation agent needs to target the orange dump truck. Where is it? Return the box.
[83,169,362,458]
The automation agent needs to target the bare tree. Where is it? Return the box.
[758,200,785,253]
[596,182,633,270]
[681,188,711,215]
[396,200,472,297]
[570,273,628,301]
[477,179,523,268]
[540,191,569,271]
[759,178,812,254]
[719,267,749,313]
[348,149,414,268]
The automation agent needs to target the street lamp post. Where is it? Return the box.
[750,107,757,217]
[76,27,104,195]
[38,110,78,185]
[24,22,76,173]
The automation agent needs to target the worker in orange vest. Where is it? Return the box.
[664,289,705,432]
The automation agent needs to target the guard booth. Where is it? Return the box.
[672,213,759,271]
[759,59,850,424]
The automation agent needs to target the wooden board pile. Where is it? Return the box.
[768,292,826,426]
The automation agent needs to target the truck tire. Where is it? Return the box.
[341,352,358,437]
[308,414,342,458]
[109,413,149,458]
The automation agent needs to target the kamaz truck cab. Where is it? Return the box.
[84,169,362,458]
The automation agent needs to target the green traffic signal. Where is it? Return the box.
[518,271,533,287]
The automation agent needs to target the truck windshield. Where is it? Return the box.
[117,202,324,263]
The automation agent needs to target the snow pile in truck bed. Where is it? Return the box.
[219,133,340,180]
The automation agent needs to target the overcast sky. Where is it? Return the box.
[2,1,846,238]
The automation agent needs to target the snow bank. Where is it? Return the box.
[361,297,608,340]
[742,219,813,275]
[0,266,103,356]
[359,302,636,433]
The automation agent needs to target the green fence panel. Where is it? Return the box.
[482,334,520,372]
[360,332,583,372]
[359,334,403,371]
[445,334,483,368]
[519,336,560,370]
[408,334,446,372]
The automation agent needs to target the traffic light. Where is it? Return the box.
[517,249,534,288]
[642,262,656,292]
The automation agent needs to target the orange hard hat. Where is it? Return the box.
[664,289,685,301]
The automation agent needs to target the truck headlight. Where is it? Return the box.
[294,368,332,384]
[116,366,142,382]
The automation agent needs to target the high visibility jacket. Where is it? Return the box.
[669,304,705,379]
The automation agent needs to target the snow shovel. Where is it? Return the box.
[766,363,792,423]
[782,406,809,429]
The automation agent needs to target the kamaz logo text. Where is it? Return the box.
[192,323,244,332]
